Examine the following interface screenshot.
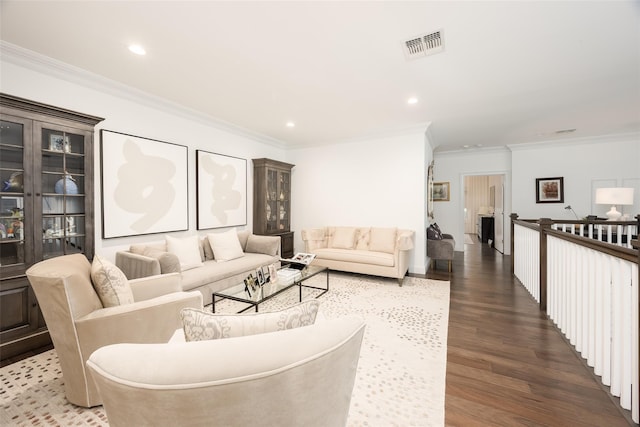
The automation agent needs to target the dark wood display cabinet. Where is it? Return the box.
[0,94,103,361]
[252,158,295,259]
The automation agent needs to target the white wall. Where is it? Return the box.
[511,135,640,220]
[1,59,286,262]
[288,130,431,274]
[432,148,512,253]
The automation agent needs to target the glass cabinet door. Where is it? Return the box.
[266,169,278,232]
[36,125,89,260]
[0,116,33,275]
[277,170,290,232]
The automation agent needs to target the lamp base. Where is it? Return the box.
[605,205,622,221]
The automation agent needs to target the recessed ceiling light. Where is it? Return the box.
[128,44,146,55]
[407,97,418,105]
[286,121,295,128]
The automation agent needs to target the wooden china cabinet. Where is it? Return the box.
[252,158,295,259]
[0,94,103,361]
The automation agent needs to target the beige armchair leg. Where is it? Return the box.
[448,260,452,272]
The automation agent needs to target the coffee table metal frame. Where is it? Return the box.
[211,265,329,313]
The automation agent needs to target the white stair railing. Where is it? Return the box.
[513,223,540,302]
[547,235,639,423]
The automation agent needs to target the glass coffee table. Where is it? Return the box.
[211,265,329,313]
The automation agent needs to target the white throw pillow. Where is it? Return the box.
[90,255,135,307]
[208,229,244,262]
[166,235,203,271]
[330,227,357,249]
[369,227,397,253]
[180,300,320,341]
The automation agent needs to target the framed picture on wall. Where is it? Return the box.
[100,130,189,238]
[433,182,450,202]
[535,177,564,203]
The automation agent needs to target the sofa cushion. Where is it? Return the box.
[368,227,397,253]
[314,248,395,267]
[245,234,279,256]
[180,299,320,341]
[208,229,244,262]
[142,247,182,274]
[166,235,204,271]
[354,227,371,250]
[329,227,358,249]
[90,255,135,307]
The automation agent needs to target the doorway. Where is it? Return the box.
[463,174,505,254]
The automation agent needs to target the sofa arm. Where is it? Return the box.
[301,228,327,252]
[75,291,203,354]
[396,230,415,251]
[129,272,183,301]
[116,251,161,280]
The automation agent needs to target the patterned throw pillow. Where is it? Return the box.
[90,255,135,307]
[180,299,320,341]
[427,225,443,240]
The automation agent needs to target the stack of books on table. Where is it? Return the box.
[277,267,302,284]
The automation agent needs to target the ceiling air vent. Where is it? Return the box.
[403,30,444,60]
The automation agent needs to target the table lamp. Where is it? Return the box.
[595,187,634,220]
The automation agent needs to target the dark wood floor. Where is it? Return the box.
[427,234,634,426]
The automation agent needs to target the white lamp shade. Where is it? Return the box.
[595,187,634,205]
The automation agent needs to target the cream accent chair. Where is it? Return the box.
[86,316,366,427]
[25,253,203,408]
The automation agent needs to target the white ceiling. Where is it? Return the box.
[1,1,639,152]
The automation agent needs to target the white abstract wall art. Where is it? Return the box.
[100,130,189,238]
[196,150,247,230]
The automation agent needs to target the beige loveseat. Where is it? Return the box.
[116,230,280,306]
[301,226,414,285]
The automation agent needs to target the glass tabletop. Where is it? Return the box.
[215,264,327,303]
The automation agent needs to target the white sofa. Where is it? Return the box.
[86,316,366,427]
[116,230,280,306]
[301,226,414,285]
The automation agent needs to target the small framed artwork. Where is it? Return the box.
[256,268,265,285]
[268,263,278,284]
[432,182,450,202]
[536,177,564,203]
[49,134,71,153]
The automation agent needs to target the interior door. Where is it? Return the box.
[494,181,505,253]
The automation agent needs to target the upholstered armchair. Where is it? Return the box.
[427,227,456,272]
[25,253,203,408]
[86,316,366,427]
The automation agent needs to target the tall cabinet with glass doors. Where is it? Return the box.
[0,94,103,360]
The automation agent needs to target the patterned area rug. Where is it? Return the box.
[0,272,450,427]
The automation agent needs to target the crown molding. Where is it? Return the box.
[289,122,432,150]
[0,41,287,149]
[506,131,640,151]
[434,145,511,157]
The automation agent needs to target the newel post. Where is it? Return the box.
[539,218,553,311]
[510,213,519,275]
[634,214,640,377]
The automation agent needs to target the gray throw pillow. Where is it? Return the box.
[245,234,280,256]
[142,247,181,274]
